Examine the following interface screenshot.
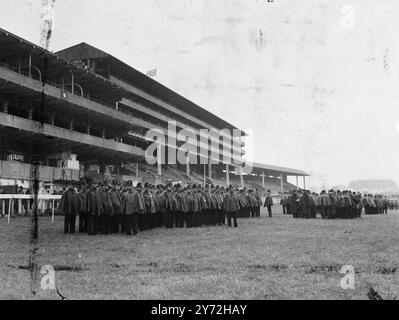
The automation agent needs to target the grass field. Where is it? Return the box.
[1,207,398,300]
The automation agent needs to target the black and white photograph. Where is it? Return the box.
[0,0,398,307]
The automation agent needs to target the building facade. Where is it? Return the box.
[0,28,247,186]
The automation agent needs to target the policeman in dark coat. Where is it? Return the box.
[222,187,239,227]
[248,189,259,218]
[120,186,141,235]
[198,185,209,226]
[212,186,224,225]
[162,183,176,228]
[263,189,273,217]
[193,185,203,227]
[153,185,163,228]
[286,192,292,215]
[78,185,89,233]
[280,193,288,215]
[119,184,129,232]
[143,184,156,230]
[317,190,331,219]
[241,188,250,218]
[174,185,186,228]
[109,184,121,233]
[99,185,112,234]
[185,185,195,228]
[203,184,215,225]
[290,190,300,218]
[254,189,262,217]
[136,183,147,231]
[299,191,311,219]
[309,192,317,218]
[92,186,104,234]
[237,189,249,218]
[60,187,79,234]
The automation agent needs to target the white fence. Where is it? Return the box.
[0,194,62,224]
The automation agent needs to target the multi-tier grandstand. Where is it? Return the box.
[0,28,309,193]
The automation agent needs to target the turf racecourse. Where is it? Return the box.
[1,207,398,300]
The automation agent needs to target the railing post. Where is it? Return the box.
[52,199,55,222]
[8,197,12,224]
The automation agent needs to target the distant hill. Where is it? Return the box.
[331,185,348,191]
[348,179,398,192]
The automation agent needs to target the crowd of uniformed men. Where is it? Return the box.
[279,189,397,219]
[60,181,265,235]
[60,179,398,234]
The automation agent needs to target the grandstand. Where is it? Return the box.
[0,28,308,192]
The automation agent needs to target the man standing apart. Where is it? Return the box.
[264,189,273,217]
[222,187,239,227]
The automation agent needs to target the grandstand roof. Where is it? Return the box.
[56,42,246,135]
[0,28,125,102]
[251,162,309,176]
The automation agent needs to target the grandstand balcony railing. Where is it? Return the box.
[120,97,243,155]
[0,61,117,110]
[111,74,245,142]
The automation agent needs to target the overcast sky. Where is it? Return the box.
[1,0,399,189]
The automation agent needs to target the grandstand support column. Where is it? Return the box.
[240,166,244,189]
[280,173,284,193]
[136,162,139,178]
[262,171,265,188]
[303,176,306,190]
[208,163,212,180]
[157,147,162,176]
[296,176,299,190]
[71,71,75,95]
[50,113,55,126]
[186,155,190,176]
[226,164,230,187]
[3,101,8,113]
[203,164,206,186]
